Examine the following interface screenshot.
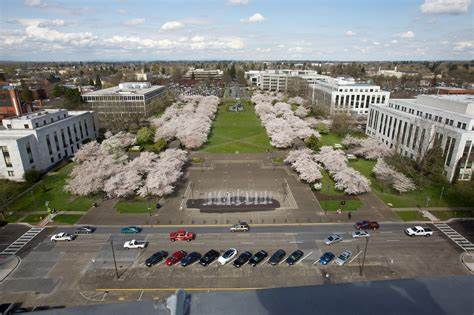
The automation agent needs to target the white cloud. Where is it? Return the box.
[345,30,356,36]
[372,41,380,46]
[191,35,204,42]
[124,18,145,26]
[116,8,127,14]
[18,18,65,27]
[240,13,265,23]
[391,39,398,44]
[228,0,249,5]
[2,36,27,46]
[24,0,42,7]
[453,40,474,51]
[398,31,415,39]
[256,47,271,53]
[160,21,185,31]
[420,0,471,14]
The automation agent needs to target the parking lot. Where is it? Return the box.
[0,223,470,307]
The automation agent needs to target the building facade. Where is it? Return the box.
[244,70,323,92]
[82,82,166,119]
[184,68,223,81]
[366,95,474,182]
[0,82,31,121]
[0,109,98,181]
[308,77,390,116]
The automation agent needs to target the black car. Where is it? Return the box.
[233,251,252,268]
[199,249,220,266]
[248,250,268,266]
[75,226,96,234]
[145,251,168,267]
[268,249,286,266]
[181,251,202,267]
[285,250,304,265]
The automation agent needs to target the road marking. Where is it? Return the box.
[341,240,353,243]
[192,242,205,245]
[240,242,254,245]
[380,231,394,234]
[97,287,265,292]
[289,241,303,244]
[297,251,313,265]
[348,251,362,264]
[386,239,400,242]
[137,290,144,301]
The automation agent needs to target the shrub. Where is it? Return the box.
[144,138,167,154]
[23,169,43,183]
[305,134,321,151]
[136,127,156,145]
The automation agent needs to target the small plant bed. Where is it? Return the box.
[319,199,363,211]
[271,157,284,164]
[4,214,22,223]
[429,210,474,221]
[395,210,430,222]
[191,157,204,164]
[115,200,154,213]
[53,214,82,224]
[22,213,47,224]
[314,170,345,197]
[319,133,344,147]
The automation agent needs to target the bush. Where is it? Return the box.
[305,134,321,151]
[331,114,357,136]
[23,169,43,183]
[315,122,330,134]
[144,138,167,153]
[136,126,156,146]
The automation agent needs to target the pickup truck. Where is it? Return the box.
[123,239,148,249]
[169,229,195,242]
[230,222,249,232]
[405,226,433,237]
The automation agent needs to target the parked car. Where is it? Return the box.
[218,248,238,265]
[233,251,252,268]
[166,250,187,266]
[145,251,168,267]
[121,226,142,234]
[75,226,96,234]
[268,249,286,266]
[285,250,304,265]
[199,249,220,267]
[352,230,370,238]
[318,252,335,265]
[249,250,268,266]
[230,222,249,232]
[355,221,379,230]
[123,239,148,249]
[324,233,343,245]
[335,250,352,266]
[169,229,195,242]
[51,232,75,242]
[405,226,433,237]
[181,252,202,267]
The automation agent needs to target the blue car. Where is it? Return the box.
[121,226,142,234]
[318,252,335,265]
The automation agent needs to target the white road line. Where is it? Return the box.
[297,251,313,265]
[192,242,205,245]
[137,290,144,301]
[380,231,394,234]
[263,257,271,264]
[386,239,400,242]
[341,240,353,243]
[240,242,254,245]
[348,251,362,264]
[289,241,303,244]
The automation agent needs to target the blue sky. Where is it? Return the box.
[0,0,473,61]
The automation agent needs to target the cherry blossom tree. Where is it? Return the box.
[373,158,416,193]
[342,135,392,160]
[288,96,305,105]
[285,148,322,183]
[294,106,310,118]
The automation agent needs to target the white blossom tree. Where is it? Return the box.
[373,158,416,193]
[285,148,322,183]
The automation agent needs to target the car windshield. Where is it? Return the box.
[223,250,234,258]
[328,236,334,240]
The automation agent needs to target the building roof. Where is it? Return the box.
[390,94,474,117]
[82,82,165,96]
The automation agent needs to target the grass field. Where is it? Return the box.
[53,214,83,224]
[319,133,344,147]
[7,163,97,213]
[319,199,363,211]
[115,200,152,213]
[0,180,32,207]
[395,211,429,221]
[430,210,474,221]
[22,213,47,224]
[199,100,274,153]
[318,170,345,196]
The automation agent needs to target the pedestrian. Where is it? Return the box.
[348,212,352,220]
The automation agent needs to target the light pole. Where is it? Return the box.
[360,236,369,276]
[110,239,119,279]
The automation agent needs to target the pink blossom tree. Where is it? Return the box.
[373,158,416,193]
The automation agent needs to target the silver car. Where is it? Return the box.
[352,230,370,238]
[335,250,352,266]
[324,233,343,245]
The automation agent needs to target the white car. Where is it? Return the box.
[230,222,249,232]
[123,239,148,249]
[335,250,352,266]
[352,230,370,238]
[218,248,238,265]
[405,226,433,237]
[51,232,75,242]
[324,233,343,245]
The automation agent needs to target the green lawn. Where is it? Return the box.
[395,211,429,221]
[22,213,47,224]
[319,133,344,147]
[430,210,474,221]
[115,200,152,213]
[199,100,274,153]
[318,170,345,196]
[4,214,22,223]
[319,199,363,211]
[7,163,97,213]
[53,214,82,224]
[0,179,32,208]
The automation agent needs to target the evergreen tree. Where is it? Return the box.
[95,74,102,89]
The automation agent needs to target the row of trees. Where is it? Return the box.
[285,148,322,183]
[66,132,188,198]
[151,95,220,149]
[373,159,416,193]
[252,92,319,148]
[342,135,392,160]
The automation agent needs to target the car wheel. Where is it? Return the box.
[171,239,175,242]
[410,234,415,237]
[187,239,192,242]
[425,234,430,237]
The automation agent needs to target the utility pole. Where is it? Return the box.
[360,236,369,276]
[110,239,119,279]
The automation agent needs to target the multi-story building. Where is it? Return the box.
[0,109,98,181]
[183,68,223,80]
[366,94,474,182]
[0,82,31,121]
[82,82,166,120]
[308,77,390,116]
[244,70,323,92]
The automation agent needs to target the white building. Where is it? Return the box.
[376,66,418,79]
[184,68,223,80]
[366,94,474,182]
[0,109,98,181]
[308,77,390,116]
[244,69,323,92]
[82,82,166,119]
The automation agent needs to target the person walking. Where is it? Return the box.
[348,212,352,220]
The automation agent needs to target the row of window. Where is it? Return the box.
[83,95,145,102]
[44,119,92,162]
[335,94,385,109]
[337,88,378,93]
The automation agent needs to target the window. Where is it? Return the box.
[46,135,53,155]
[1,146,12,167]
[26,143,34,164]
[8,171,14,177]
[446,138,456,166]
[6,124,12,129]
[35,123,39,128]
[50,156,54,163]
[24,124,29,129]
[461,123,466,130]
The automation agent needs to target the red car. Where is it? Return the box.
[355,221,379,230]
[166,250,187,266]
[169,229,195,242]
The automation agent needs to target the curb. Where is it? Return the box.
[0,255,20,282]
[460,252,474,274]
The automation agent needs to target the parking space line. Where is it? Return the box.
[289,241,303,244]
[297,251,313,265]
[348,251,362,264]
[386,239,400,242]
[240,242,254,245]
[381,231,394,234]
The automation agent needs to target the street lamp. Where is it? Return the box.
[359,236,370,276]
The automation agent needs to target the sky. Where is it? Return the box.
[0,0,473,61]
